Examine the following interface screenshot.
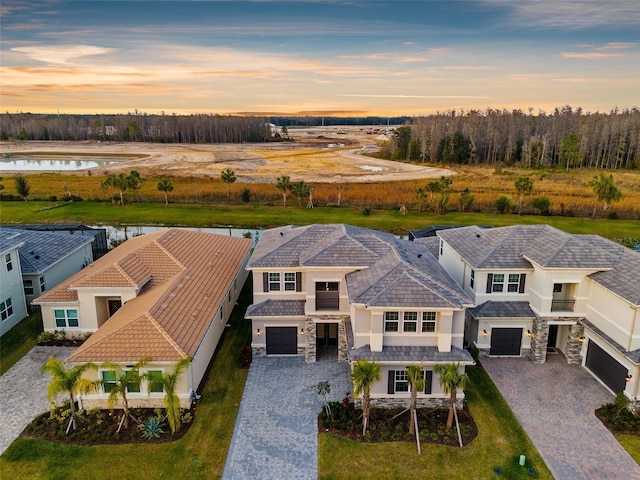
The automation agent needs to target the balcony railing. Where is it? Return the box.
[551,300,575,312]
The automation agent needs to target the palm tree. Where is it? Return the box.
[276,175,291,208]
[351,360,381,435]
[589,173,621,218]
[101,357,150,430]
[102,173,129,206]
[148,357,191,434]
[157,178,174,205]
[434,362,468,429]
[127,170,145,202]
[514,176,534,215]
[221,168,236,204]
[407,365,425,435]
[42,357,97,431]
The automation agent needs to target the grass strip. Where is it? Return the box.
[0,311,43,376]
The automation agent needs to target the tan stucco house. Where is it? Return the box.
[34,228,252,409]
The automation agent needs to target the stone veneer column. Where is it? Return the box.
[304,317,316,363]
[338,318,349,363]
[565,323,585,364]
[530,315,549,364]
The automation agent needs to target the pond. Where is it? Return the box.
[0,154,125,171]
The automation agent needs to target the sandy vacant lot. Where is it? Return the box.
[0,129,454,183]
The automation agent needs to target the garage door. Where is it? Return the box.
[490,328,522,356]
[266,327,298,355]
[585,340,627,393]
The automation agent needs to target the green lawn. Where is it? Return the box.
[0,311,43,376]
[618,435,640,464]
[319,365,553,480]
[0,284,253,480]
[2,200,639,241]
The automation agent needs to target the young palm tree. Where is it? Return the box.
[407,365,425,435]
[157,178,174,205]
[276,175,291,208]
[101,357,150,429]
[351,360,381,435]
[514,176,534,216]
[221,168,236,204]
[149,356,192,434]
[42,357,97,431]
[434,362,469,429]
[589,173,622,218]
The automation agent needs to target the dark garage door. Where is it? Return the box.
[266,327,298,355]
[490,328,522,356]
[585,340,627,393]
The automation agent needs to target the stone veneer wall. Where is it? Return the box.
[81,395,191,410]
[252,346,267,358]
[530,315,549,364]
[565,323,585,364]
[304,317,316,363]
[337,318,349,363]
[358,397,461,409]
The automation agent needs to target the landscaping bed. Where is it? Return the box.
[319,395,477,446]
[22,403,195,446]
[596,403,640,436]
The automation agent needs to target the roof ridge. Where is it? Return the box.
[113,262,139,287]
[144,313,189,358]
[537,226,574,267]
[478,225,521,267]
[402,269,465,306]
[153,233,187,270]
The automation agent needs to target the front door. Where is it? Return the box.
[548,325,558,351]
[316,323,338,346]
[108,299,122,317]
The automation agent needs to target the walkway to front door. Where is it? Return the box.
[482,354,640,480]
[223,356,352,480]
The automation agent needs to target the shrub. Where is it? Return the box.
[608,211,619,220]
[239,345,252,367]
[363,206,371,216]
[531,195,551,215]
[49,195,58,202]
[241,188,251,203]
[494,195,515,214]
[139,416,166,440]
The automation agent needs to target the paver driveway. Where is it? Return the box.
[0,346,77,455]
[223,356,352,480]
[482,354,640,480]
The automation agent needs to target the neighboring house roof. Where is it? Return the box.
[468,301,535,318]
[245,299,306,317]
[35,229,252,363]
[582,318,640,364]
[0,230,25,255]
[0,227,93,274]
[249,224,472,309]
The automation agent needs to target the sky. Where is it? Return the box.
[1,0,639,116]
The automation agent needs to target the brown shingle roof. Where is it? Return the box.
[46,229,252,363]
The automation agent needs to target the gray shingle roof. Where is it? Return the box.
[0,227,93,274]
[468,301,535,318]
[349,345,474,364]
[245,299,306,318]
[582,318,640,364]
[589,249,640,306]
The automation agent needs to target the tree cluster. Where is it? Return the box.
[382,106,640,170]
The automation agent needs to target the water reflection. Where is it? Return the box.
[0,156,120,171]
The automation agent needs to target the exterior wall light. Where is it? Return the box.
[526,330,532,337]
[482,329,488,337]
[256,328,261,336]
[300,328,305,335]
[578,336,585,343]
[626,374,633,382]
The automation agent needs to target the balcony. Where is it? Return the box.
[551,300,575,312]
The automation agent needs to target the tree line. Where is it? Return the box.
[381,106,640,170]
[0,112,271,143]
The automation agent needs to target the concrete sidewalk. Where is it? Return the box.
[482,354,640,480]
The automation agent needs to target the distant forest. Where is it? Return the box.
[1,107,638,169]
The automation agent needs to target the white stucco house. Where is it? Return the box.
[33,229,253,409]
[431,224,639,401]
[245,224,475,408]
[0,231,28,337]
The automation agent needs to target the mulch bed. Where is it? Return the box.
[595,405,640,436]
[22,406,195,446]
[319,403,478,447]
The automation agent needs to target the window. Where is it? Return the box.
[492,274,505,292]
[403,312,417,332]
[54,309,79,328]
[127,375,141,393]
[470,270,475,289]
[268,272,280,291]
[39,276,46,292]
[553,283,563,293]
[507,274,521,293]
[5,253,13,271]
[228,290,232,303]
[394,370,409,392]
[384,312,399,332]
[0,298,13,321]
[24,279,34,295]
[148,371,164,393]
[422,312,436,333]
[439,240,444,256]
[102,371,116,393]
[284,272,296,291]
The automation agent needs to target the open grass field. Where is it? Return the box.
[0,283,253,479]
[318,365,553,480]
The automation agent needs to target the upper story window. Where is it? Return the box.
[54,309,79,328]
[486,273,526,294]
[470,270,475,289]
[1,298,13,321]
[39,276,46,292]
[24,279,34,296]
[439,240,444,256]
[384,312,399,332]
[263,272,301,292]
[5,253,13,272]
[422,312,437,333]
[403,312,418,332]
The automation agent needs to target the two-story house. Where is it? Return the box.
[433,225,639,401]
[246,224,474,407]
[34,229,252,409]
[0,231,28,337]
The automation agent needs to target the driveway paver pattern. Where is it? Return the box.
[223,356,352,480]
[482,353,640,480]
[0,346,77,455]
